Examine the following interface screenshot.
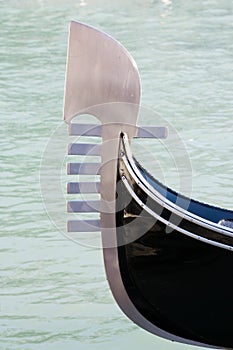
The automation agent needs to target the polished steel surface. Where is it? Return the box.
[64,21,141,246]
[68,143,101,156]
[64,21,140,124]
[68,220,101,233]
[67,162,101,175]
[67,182,100,194]
[67,200,101,213]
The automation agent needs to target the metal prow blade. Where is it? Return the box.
[64,21,141,127]
[63,22,211,347]
[64,21,141,249]
[64,21,167,345]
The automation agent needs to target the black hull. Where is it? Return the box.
[116,133,233,349]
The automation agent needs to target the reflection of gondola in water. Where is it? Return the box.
[64,21,233,349]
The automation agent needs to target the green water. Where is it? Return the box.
[0,1,232,349]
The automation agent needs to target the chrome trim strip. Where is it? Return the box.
[121,133,233,238]
[121,175,233,251]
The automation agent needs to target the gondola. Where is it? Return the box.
[64,21,233,349]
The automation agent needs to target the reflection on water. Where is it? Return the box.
[160,0,173,18]
[0,0,232,349]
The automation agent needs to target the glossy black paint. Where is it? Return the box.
[116,163,233,348]
[138,161,233,224]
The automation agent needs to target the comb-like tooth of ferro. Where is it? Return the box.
[67,200,101,213]
[69,123,102,137]
[67,122,102,229]
[67,219,100,232]
[136,126,168,139]
[67,182,100,194]
[67,163,100,175]
[68,143,100,156]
